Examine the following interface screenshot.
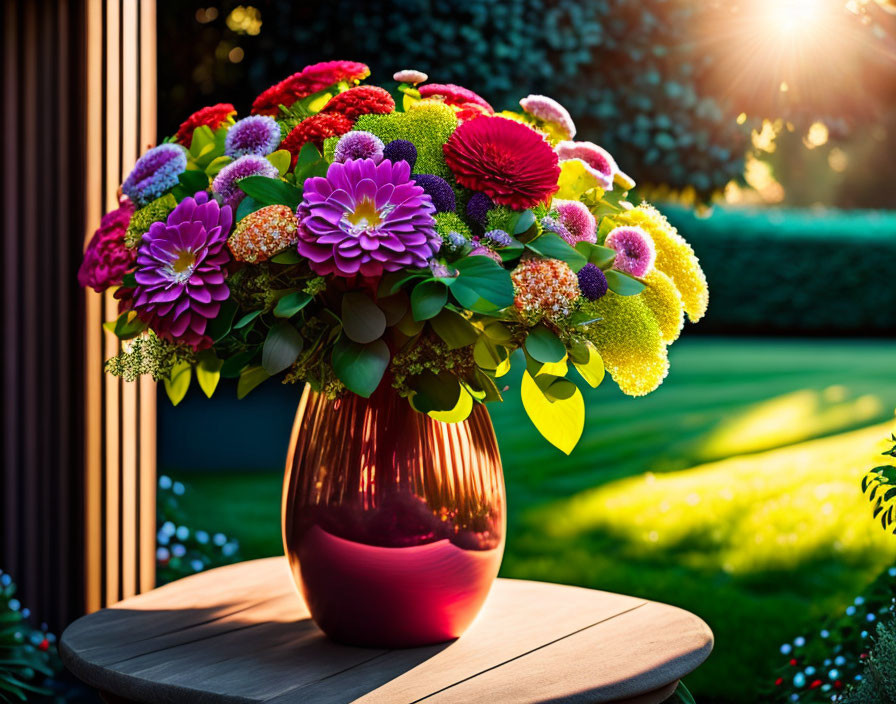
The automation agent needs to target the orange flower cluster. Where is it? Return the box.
[227,204,298,263]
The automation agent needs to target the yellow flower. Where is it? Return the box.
[614,204,708,322]
[582,292,668,397]
[641,270,684,344]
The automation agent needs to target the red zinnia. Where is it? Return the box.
[251,60,370,116]
[321,85,395,121]
[419,83,493,112]
[175,103,236,146]
[281,113,353,167]
[443,116,560,209]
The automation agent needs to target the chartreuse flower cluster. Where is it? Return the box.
[79,60,707,453]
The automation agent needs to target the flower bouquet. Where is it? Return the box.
[80,60,707,646]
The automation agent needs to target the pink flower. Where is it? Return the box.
[78,199,136,292]
[419,83,493,112]
[554,199,596,244]
[605,226,656,278]
[519,95,576,140]
[393,69,428,85]
[555,140,619,191]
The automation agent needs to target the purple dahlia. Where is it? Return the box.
[296,158,440,277]
[133,192,232,349]
[212,155,279,211]
[225,115,281,157]
[122,144,187,207]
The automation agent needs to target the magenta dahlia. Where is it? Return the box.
[296,158,440,277]
[132,192,232,349]
[443,116,560,210]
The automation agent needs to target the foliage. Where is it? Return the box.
[862,436,896,534]
[661,205,896,334]
[842,614,896,704]
[0,571,56,703]
[156,475,242,585]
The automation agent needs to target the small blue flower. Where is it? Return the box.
[846,605,856,616]
[171,544,187,558]
[780,644,793,655]
[159,475,173,490]
[794,636,806,647]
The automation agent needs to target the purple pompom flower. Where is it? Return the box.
[382,140,417,170]
[519,95,576,141]
[211,155,279,211]
[482,229,512,247]
[554,199,596,244]
[412,173,455,213]
[465,192,493,228]
[225,115,281,157]
[132,192,232,349]
[296,158,439,278]
[334,131,384,164]
[605,226,656,278]
[122,144,188,207]
[577,263,608,300]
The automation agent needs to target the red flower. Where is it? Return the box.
[281,113,353,167]
[453,102,491,123]
[443,116,560,210]
[251,60,370,116]
[419,83,493,112]
[175,103,236,146]
[321,86,395,121]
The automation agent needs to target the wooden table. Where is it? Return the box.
[61,557,713,704]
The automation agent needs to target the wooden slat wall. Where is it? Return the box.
[84,0,158,612]
[1,0,157,630]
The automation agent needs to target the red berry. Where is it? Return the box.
[775,678,783,686]
[809,679,822,689]
[789,658,797,666]
[38,638,49,651]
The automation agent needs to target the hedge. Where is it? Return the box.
[661,206,896,334]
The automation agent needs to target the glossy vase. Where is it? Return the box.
[282,383,506,648]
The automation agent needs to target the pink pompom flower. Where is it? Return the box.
[555,140,619,191]
[605,226,656,278]
[553,199,596,244]
[519,95,576,141]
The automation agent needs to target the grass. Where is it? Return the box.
[167,337,896,703]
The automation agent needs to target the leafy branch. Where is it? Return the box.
[861,433,896,533]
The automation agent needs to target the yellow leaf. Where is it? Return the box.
[474,335,507,370]
[521,370,584,455]
[428,387,474,424]
[266,149,291,176]
[306,92,334,114]
[195,350,223,398]
[555,159,605,201]
[163,360,192,406]
[571,340,605,388]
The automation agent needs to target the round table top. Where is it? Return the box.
[61,557,713,704]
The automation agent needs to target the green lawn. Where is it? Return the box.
[168,337,896,703]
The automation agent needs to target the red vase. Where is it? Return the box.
[282,383,506,648]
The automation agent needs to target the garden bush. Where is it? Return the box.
[662,206,896,335]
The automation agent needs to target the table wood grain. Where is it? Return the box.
[60,557,713,704]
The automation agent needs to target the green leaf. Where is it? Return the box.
[121,272,137,288]
[205,155,232,178]
[377,294,409,326]
[205,298,238,342]
[177,169,209,194]
[195,349,223,398]
[297,142,322,169]
[270,249,303,264]
[449,256,514,312]
[670,681,697,704]
[262,321,303,374]
[521,370,584,455]
[233,310,262,329]
[473,335,508,371]
[220,348,256,378]
[575,242,617,269]
[235,195,264,221]
[569,338,605,389]
[266,149,291,176]
[605,269,646,296]
[341,292,386,343]
[409,370,462,413]
[237,365,270,399]
[525,325,567,364]
[274,290,312,318]
[526,233,588,271]
[512,209,537,236]
[189,125,215,157]
[332,337,390,398]
[104,311,148,340]
[430,309,479,349]
[163,360,192,406]
[411,280,448,321]
[237,175,302,209]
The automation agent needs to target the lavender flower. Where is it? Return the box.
[333,131,384,164]
[225,115,281,157]
[482,229,512,247]
[540,215,574,244]
[122,144,188,207]
[211,155,278,211]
